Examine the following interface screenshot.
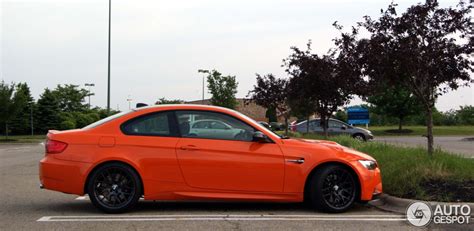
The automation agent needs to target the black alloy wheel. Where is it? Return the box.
[309,165,357,213]
[87,163,142,213]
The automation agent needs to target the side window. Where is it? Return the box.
[211,121,228,130]
[309,120,320,128]
[122,112,173,136]
[328,121,342,128]
[176,111,255,141]
[192,121,209,129]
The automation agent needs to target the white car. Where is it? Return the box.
[189,119,246,140]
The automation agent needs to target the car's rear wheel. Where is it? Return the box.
[87,162,142,213]
[309,165,357,213]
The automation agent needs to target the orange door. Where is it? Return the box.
[174,109,284,192]
[176,138,284,192]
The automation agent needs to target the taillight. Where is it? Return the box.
[45,139,68,154]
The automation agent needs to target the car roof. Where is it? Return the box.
[296,118,344,125]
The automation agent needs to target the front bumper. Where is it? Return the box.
[355,164,382,201]
[39,155,91,195]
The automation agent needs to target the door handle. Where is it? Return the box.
[286,158,305,164]
[180,145,200,151]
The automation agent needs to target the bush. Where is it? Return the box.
[457,106,474,125]
[60,119,76,130]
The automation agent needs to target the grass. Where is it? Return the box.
[284,132,474,202]
[361,125,474,136]
[0,135,46,143]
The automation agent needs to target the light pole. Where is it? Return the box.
[107,0,112,115]
[197,69,209,104]
[85,83,95,109]
[30,104,34,136]
[127,95,133,110]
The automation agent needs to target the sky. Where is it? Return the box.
[1,0,473,111]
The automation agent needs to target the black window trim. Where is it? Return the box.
[119,109,276,143]
[173,109,275,143]
[120,111,180,137]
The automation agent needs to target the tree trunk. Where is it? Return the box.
[5,123,8,140]
[284,116,289,136]
[426,107,434,156]
[398,116,403,131]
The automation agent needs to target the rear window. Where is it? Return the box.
[83,110,134,129]
[121,112,172,136]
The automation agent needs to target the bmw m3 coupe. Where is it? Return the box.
[39,104,382,213]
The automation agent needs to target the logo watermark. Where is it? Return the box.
[406,202,471,227]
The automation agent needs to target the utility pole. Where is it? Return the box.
[197,69,210,104]
[30,104,34,136]
[85,83,95,109]
[107,0,112,115]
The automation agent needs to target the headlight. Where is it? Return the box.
[358,160,377,170]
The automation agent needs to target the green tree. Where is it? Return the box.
[367,84,422,131]
[334,110,347,122]
[247,74,291,134]
[265,107,277,122]
[456,106,474,125]
[349,0,473,155]
[201,69,238,109]
[284,41,358,137]
[36,88,61,133]
[0,81,27,139]
[10,83,35,135]
[52,84,88,112]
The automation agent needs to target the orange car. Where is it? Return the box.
[39,104,382,213]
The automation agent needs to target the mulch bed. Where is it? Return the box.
[419,179,474,202]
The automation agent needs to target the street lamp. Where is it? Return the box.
[126,95,133,110]
[85,83,95,109]
[197,69,209,104]
[107,0,112,115]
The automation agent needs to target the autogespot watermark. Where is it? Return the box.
[406,202,471,227]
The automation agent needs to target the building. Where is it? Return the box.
[186,98,268,122]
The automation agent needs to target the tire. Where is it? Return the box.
[87,162,142,213]
[352,133,366,141]
[308,165,357,213]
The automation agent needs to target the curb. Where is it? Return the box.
[369,194,474,214]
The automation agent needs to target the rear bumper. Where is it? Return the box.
[39,155,91,195]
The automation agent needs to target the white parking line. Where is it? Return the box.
[38,214,407,222]
[75,195,144,201]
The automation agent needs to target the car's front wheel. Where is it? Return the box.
[87,162,142,213]
[309,164,357,213]
[352,133,366,141]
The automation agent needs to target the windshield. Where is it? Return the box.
[83,110,134,129]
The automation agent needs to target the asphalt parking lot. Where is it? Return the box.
[0,143,472,230]
[375,136,474,158]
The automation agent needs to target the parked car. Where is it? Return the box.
[269,122,284,131]
[189,119,245,140]
[257,121,272,130]
[292,118,374,141]
[40,105,382,213]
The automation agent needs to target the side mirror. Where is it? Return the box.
[341,125,347,130]
[253,131,271,143]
